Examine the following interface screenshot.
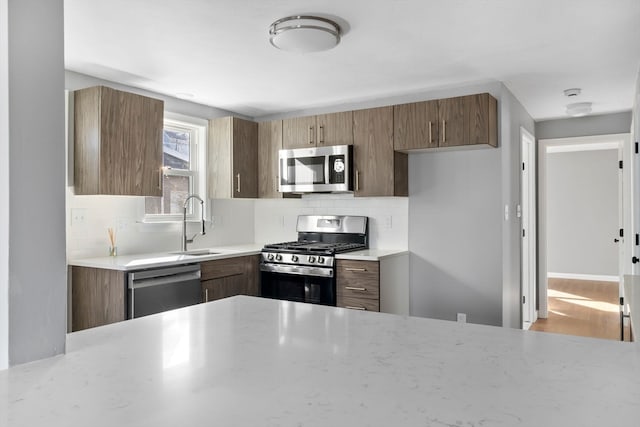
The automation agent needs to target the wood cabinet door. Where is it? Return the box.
[258,120,283,198]
[282,116,316,149]
[100,87,163,196]
[353,106,395,197]
[467,93,498,147]
[201,275,246,302]
[316,111,353,146]
[232,118,258,198]
[437,96,466,147]
[394,100,438,150]
[71,266,126,332]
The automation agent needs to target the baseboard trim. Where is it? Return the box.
[547,272,619,283]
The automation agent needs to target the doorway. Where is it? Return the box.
[534,133,631,339]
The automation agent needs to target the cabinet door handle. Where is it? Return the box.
[442,120,446,143]
[345,267,366,272]
[428,121,433,144]
[345,306,366,311]
[158,167,163,189]
[236,173,241,193]
[319,125,324,144]
[205,288,209,303]
[355,170,360,192]
[275,175,279,193]
[309,126,314,144]
[345,286,367,291]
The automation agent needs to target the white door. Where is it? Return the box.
[521,128,537,329]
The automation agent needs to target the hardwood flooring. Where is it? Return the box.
[529,278,620,341]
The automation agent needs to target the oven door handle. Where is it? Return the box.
[260,263,333,278]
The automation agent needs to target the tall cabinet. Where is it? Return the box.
[73,86,164,196]
[353,106,408,197]
[208,117,258,199]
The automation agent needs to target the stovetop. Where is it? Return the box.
[262,240,367,255]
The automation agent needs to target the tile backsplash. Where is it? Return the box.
[66,189,408,260]
[253,194,408,249]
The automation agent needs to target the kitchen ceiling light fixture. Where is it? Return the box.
[563,88,582,97]
[566,102,592,117]
[269,15,341,53]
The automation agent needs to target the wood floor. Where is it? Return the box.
[529,278,620,341]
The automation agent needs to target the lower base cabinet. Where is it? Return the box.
[336,254,409,315]
[71,266,126,332]
[201,255,259,303]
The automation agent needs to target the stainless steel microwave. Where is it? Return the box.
[279,145,353,193]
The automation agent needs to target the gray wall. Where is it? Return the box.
[536,112,631,140]
[0,0,9,369]
[6,0,67,365]
[547,150,619,276]
[409,149,503,325]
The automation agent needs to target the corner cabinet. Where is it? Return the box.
[73,86,164,196]
[353,106,408,197]
[282,111,353,149]
[208,117,258,199]
[394,93,497,150]
[200,255,260,302]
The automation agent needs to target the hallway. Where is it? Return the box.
[530,278,619,341]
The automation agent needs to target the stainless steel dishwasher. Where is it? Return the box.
[128,264,201,319]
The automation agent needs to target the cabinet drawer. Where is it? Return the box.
[338,296,380,312]
[337,279,380,301]
[200,257,247,281]
[336,260,379,289]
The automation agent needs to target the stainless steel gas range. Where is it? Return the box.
[260,215,368,306]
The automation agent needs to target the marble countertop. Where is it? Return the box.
[335,248,408,261]
[623,274,640,336]
[2,296,639,426]
[67,244,263,271]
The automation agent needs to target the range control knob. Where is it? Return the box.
[275,254,283,261]
[291,255,299,262]
[317,257,325,264]
[267,253,275,261]
[308,256,316,263]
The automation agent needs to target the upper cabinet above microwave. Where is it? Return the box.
[283,111,353,149]
[394,93,497,151]
[73,86,164,196]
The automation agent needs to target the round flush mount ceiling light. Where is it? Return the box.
[269,15,341,53]
[566,102,592,117]
[563,88,582,97]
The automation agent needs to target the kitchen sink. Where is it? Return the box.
[168,249,221,256]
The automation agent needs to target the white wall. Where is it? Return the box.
[6,0,67,366]
[536,112,631,140]
[546,149,619,276]
[0,0,9,370]
[254,195,408,248]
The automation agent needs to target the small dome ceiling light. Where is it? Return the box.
[269,15,341,53]
[566,102,592,117]
[563,88,582,97]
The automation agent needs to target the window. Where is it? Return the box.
[144,115,207,222]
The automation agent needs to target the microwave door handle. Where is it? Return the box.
[325,156,330,184]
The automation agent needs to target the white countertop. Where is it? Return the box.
[624,274,640,336]
[67,244,263,271]
[335,248,408,261]
[2,296,639,426]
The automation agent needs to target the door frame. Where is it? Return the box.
[520,127,537,329]
[537,133,631,319]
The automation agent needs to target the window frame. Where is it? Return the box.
[142,113,208,223]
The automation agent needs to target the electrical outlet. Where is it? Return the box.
[116,217,131,232]
[211,215,223,228]
[383,215,392,230]
[70,208,87,226]
[457,313,467,323]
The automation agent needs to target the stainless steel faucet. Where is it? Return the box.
[182,194,206,252]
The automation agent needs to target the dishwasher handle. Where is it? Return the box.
[129,264,201,289]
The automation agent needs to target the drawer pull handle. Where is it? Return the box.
[345,286,366,291]
[345,267,366,272]
[345,306,366,311]
[205,288,209,303]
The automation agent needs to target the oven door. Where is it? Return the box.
[260,264,336,306]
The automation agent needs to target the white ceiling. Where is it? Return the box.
[64,0,640,121]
